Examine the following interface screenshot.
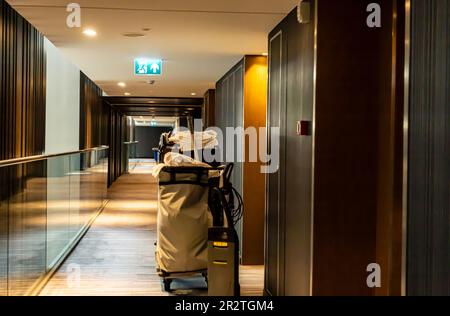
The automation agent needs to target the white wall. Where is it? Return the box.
[45,38,81,267]
[45,38,80,154]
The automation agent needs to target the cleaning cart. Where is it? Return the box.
[154,160,218,291]
[153,131,242,294]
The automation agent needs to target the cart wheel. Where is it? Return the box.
[163,278,172,292]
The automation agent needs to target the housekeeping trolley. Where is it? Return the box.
[155,163,242,294]
[155,165,213,291]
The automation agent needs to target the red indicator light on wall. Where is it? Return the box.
[297,120,310,136]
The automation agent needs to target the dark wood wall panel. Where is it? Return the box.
[80,73,128,186]
[0,0,47,296]
[101,99,128,186]
[266,0,405,296]
[407,0,450,296]
[79,72,108,150]
[284,7,314,296]
[265,6,315,297]
[0,0,46,160]
[265,31,286,296]
[313,0,404,296]
[202,89,215,128]
[314,1,379,295]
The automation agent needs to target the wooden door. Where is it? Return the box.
[283,7,315,296]
[265,28,286,296]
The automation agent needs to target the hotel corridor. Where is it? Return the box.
[1,0,448,304]
[39,160,263,296]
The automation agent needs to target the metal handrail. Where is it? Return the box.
[123,141,139,145]
[0,146,109,168]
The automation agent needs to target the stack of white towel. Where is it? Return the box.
[168,130,218,152]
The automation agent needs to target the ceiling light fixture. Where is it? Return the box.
[190,92,197,96]
[124,92,131,96]
[82,28,97,37]
[262,53,268,56]
[118,82,126,87]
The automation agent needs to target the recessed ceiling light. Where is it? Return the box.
[124,92,131,96]
[118,82,126,87]
[190,92,197,96]
[262,53,268,56]
[82,28,97,37]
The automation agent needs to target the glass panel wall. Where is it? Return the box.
[0,147,108,296]
[0,168,9,296]
[8,162,47,296]
[47,156,71,269]
[68,153,83,243]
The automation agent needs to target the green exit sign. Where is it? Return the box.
[134,58,162,76]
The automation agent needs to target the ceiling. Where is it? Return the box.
[8,0,297,98]
[104,96,203,117]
